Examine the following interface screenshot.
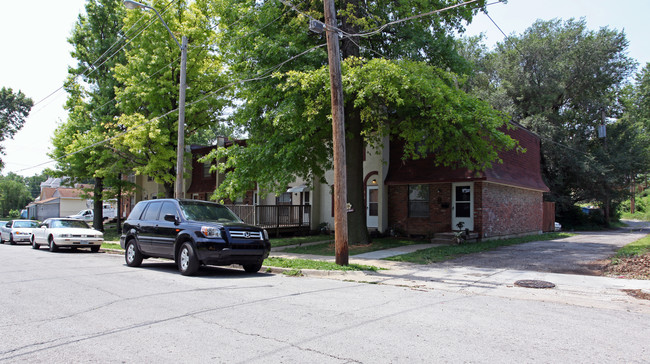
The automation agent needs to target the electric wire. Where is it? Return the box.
[14,42,329,173]
[31,0,179,109]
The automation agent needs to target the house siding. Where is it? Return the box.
[478,182,543,238]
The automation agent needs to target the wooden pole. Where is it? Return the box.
[323,0,348,265]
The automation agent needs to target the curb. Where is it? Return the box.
[262,265,371,278]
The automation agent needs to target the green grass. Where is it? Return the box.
[264,257,380,271]
[101,242,123,250]
[613,235,650,260]
[620,211,650,221]
[270,234,333,248]
[101,223,122,242]
[280,237,427,256]
[385,232,575,264]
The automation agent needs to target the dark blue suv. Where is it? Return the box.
[120,199,271,275]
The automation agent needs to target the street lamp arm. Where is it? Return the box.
[123,1,182,50]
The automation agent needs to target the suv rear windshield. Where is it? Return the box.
[179,201,242,223]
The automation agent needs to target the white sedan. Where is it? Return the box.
[1,220,39,245]
[31,218,103,252]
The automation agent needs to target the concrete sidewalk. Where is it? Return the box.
[268,228,650,313]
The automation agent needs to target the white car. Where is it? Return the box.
[68,209,94,222]
[31,218,103,252]
[1,220,39,245]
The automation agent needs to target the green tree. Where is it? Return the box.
[0,87,33,170]
[470,18,637,224]
[0,174,32,217]
[50,0,131,231]
[112,0,228,197]
[24,173,48,199]
[206,0,515,245]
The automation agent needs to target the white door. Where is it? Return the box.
[452,182,474,231]
[302,191,311,224]
[366,186,379,228]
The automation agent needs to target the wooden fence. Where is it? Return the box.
[542,201,556,232]
[225,204,311,235]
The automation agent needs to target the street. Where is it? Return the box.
[0,243,649,363]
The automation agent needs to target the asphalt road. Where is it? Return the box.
[439,222,650,275]
[0,243,649,363]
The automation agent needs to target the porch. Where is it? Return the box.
[225,204,312,236]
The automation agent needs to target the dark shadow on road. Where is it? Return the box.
[130,261,275,279]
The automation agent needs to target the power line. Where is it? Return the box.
[14,42,329,173]
[31,0,179,109]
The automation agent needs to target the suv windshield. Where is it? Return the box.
[14,221,38,228]
[179,201,242,223]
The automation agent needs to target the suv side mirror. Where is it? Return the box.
[163,214,178,223]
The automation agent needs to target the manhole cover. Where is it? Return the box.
[514,280,556,289]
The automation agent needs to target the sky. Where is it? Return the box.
[1,0,649,178]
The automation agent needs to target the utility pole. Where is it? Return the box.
[123,1,187,200]
[175,35,188,199]
[323,0,349,265]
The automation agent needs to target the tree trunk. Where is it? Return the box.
[345,105,371,244]
[93,177,104,232]
[340,0,371,245]
[116,174,122,234]
[164,182,174,198]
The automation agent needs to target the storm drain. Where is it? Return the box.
[514,280,556,289]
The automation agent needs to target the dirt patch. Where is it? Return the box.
[604,252,650,280]
[621,289,650,301]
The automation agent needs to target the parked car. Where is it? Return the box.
[68,204,117,222]
[1,220,40,245]
[31,218,103,252]
[120,199,271,276]
[67,209,94,222]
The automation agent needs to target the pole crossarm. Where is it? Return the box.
[123,1,182,50]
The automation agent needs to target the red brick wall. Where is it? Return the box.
[478,182,543,238]
[388,183,452,236]
[388,181,543,238]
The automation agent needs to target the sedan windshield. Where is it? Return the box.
[50,220,90,229]
[14,221,39,228]
[179,201,242,223]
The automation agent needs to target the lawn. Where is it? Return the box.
[270,234,333,248]
[612,235,650,260]
[385,232,574,264]
[263,257,380,272]
[280,237,428,256]
[101,242,123,250]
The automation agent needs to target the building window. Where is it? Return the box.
[203,162,212,178]
[408,185,429,217]
[277,192,291,205]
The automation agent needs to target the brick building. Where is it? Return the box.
[384,125,549,239]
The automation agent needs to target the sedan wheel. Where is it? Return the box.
[9,234,15,245]
[125,240,143,267]
[31,237,39,250]
[48,237,58,252]
[178,242,199,276]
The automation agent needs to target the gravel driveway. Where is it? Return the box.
[439,220,650,275]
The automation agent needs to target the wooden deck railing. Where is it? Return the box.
[225,204,311,233]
